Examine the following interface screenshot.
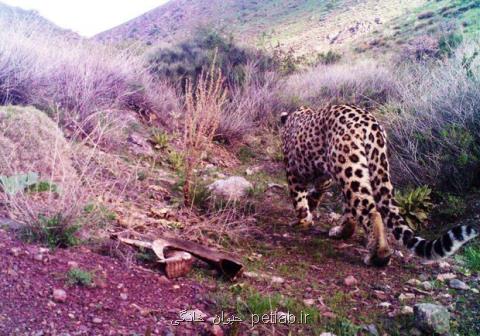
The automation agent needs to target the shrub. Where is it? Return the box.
[386,42,480,192]
[67,268,93,286]
[148,29,275,87]
[182,61,227,206]
[395,186,433,230]
[0,18,179,131]
[282,60,398,109]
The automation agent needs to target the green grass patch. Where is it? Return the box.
[67,267,93,286]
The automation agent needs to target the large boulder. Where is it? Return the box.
[413,303,450,335]
[208,176,253,201]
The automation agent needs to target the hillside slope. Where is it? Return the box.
[0,1,79,39]
[95,0,428,54]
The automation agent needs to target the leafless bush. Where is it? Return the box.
[386,42,480,191]
[218,62,282,144]
[183,62,227,206]
[400,35,440,62]
[0,18,180,131]
[283,60,399,110]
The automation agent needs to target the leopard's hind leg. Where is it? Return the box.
[330,150,392,266]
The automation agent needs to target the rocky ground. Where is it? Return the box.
[1,136,479,336]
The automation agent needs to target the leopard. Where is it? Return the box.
[281,104,478,267]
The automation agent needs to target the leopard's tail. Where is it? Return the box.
[391,224,478,259]
[365,116,478,260]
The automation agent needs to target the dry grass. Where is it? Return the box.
[282,60,399,110]
[385,42,480,191]
[183,61,227,206]
[0,18,180,131]
[218,62,282,144]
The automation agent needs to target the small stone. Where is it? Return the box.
[373,290,387,300]
[52,289,67,303]
[120,293,128,300]
[243,271,259,279]
[344,275,358,286]
[33,254,44,262]
[401,306,414,315]
[471,288,479,294]
[68,313,75,319]
[422,281,433,291]
[379,302,392,308]
[173,285,180,290]
[210,324,223,336]
[319,333,337,336]
[449,279,470,290]
[303,299,315,306]
[414,303,450,334]
[438,261,450,269]
[92,317,102,324]
[271,276,285,284]
[406,279,422,286]
[398,293,415,301]
[67,261,79,268]
[322,311,337,319]
[208,176,253,201]
[10,247,21,257]
[437,273,456,281]
[361,324,379,336]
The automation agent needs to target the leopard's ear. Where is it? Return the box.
[280,112,289,125]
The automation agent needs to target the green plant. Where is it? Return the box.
[438,32,463,57]
[463,243,480,272]
[151,129,170,149]
[167,150,184,172]
[67,267,93,286]
[237,145,256,163]
[22,214,81,248]
[315,50,342,65]
[436,194,467,219]
[28,180,58,193]
[395,186,433,230]
[0,172,39,195]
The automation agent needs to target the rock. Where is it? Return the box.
[245,166,261,176]
[422,281,433,291]
[414,303,450,334]
[471,288,479,294]
[67,261,79,269]
[92,317,102,324]
[449,279,470,290]
[379,302,391,308]
[10,247,21,257]
[271,276,285,284]
[303,299,315,306]
[127,133,154,157]
[120,293,128,300]
[52,289,67,303]
[209,324,223,336]
[437,273,456,282]
[406,279,422,286]
[344,275,358,286]
[33,253,44,262]
[361,324,379,336]
[398,293,415,301]
[208,176,253,201]
[438,261,451,269]
[373,290,387,300]
[401,306,414,315]
[319,333,337,336]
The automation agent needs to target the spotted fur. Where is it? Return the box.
[281,105,478,266]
